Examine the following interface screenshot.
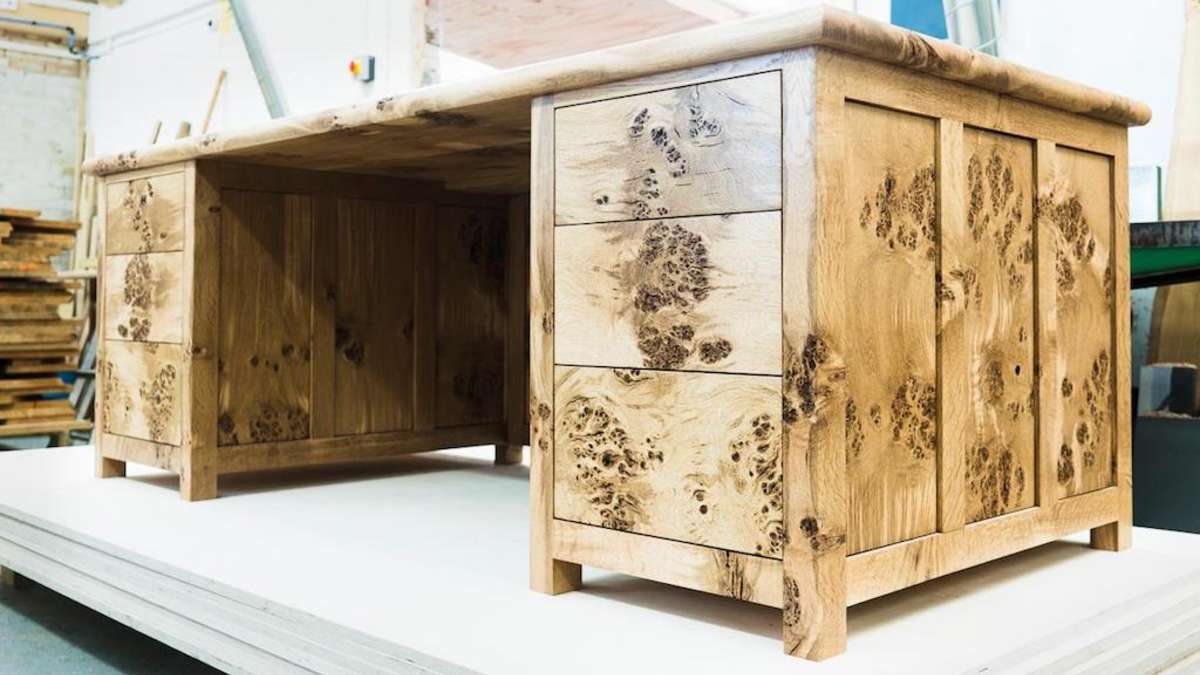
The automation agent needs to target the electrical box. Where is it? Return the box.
[348,54,375,83]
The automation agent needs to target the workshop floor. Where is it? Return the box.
[0,576,219,675]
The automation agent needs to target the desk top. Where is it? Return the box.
[83,5,1150,190]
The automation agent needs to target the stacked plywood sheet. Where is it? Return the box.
[0,208,91,439]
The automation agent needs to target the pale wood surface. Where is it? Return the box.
[217,190,314,447]
[779,49,847,660]
[82,7,1148,184]
[947,127,1036,524]
[841,101,938,554]
[102,252,184,344]
[555,72,781,224]
[554,366,783,558]
[334,199,415,436]
[184,161,221,501]
[104,172,185,254]
[100,341,183,446]
[554,212,781,375]
[1044,147,1116,500]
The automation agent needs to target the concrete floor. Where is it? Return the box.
[0,573,220,674]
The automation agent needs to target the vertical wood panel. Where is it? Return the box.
[217,190,313,446]
[334,199,415,436]
[310,196,337,439]
[842,101,939,553]
[936,119,967,533]
[435,206,507,427]
[1034,140,1060,508]
[104,172,186,254]
[781,50,847,661]
[1047,146,1116,500]
[531,95,583,594]
[1093,139,1131,551]
[947,128,1037,524]
[505,195,531,447]
[184,161,220,500]
[412,203,438,432]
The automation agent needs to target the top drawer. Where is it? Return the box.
[554,71,782,225]
[105,171,186,254]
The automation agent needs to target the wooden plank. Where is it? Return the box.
[217,190,313,447]
[503,194,531,455]
[98,433,180,473]
[553,212,781,375]
[102,252,185,343]
[215,423,505,474]
[105,172,186,254]
[0,208,40,220]
[943,127,1037,524]
[185,161,221,500]
[1044,147,1116,499]
[334,198,415,436]
[1034,140,1060,509]
[0,401,74,421]
[529,95,583,595]
[842,101,938,554]
[411,204,438,432]
[309,195,337,440]
[1092,138,1132,552]
[435,206,507,427]
[780,50,847,660]
[0,419,91,439]
[553,519,783,608]
[555,71,782,225]
[553,366,784,558]
[100,342,183,446]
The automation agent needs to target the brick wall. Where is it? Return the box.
[0,48,82,220]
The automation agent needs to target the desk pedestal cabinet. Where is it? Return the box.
[96,162,530,499]
[529,46,1133,660]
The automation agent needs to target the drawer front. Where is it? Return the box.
[101,341,183,446]
[554,212,781,375]
[105,172,186,254]
[553,366,783,558]
[555,71,781,225]
[103,252,185,343]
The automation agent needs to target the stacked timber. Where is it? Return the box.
[0,208,90,438]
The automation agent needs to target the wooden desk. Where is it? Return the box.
[84,6,1149,660]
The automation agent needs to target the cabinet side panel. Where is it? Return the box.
[217,190,314,446]
[1047,147,1116,499]
[842,101,939,553]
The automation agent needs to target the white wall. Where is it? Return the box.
[999,0,1186,170]
[85,0,495,159]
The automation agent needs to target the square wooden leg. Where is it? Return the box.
[1090,521,1131,551]
[532,557,582,596]
[180,454,218,501]
[495,443,523,465]
[95,454,126,478]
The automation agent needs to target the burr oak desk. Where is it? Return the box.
[83,5,1149,661]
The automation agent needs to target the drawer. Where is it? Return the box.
[103,252,185,343]
[553,366,783,558]
[555,71,781,225]
[101,341,184,446]
[105,171,186,254]
[554,212,781,375]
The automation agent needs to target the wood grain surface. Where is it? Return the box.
[334,199,415,436]
[435,206,508,427]
[555,72,781,225]
[217,190,314,447]
[101,341,183,446]
[1043,146,1116,499]
[841,102,938,554]
[942,127,1036,523]
[554,366,784,558]
[104,172,185,254]
[102,252,184,344]
[554,212,781,375]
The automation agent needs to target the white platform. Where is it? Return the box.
[2,445,1200,674]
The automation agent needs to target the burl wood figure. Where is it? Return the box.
[528,10,1146,662]
[84,5,1147,661]
[92,162,531,500]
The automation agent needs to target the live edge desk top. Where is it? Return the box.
[83,5,1149,184]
